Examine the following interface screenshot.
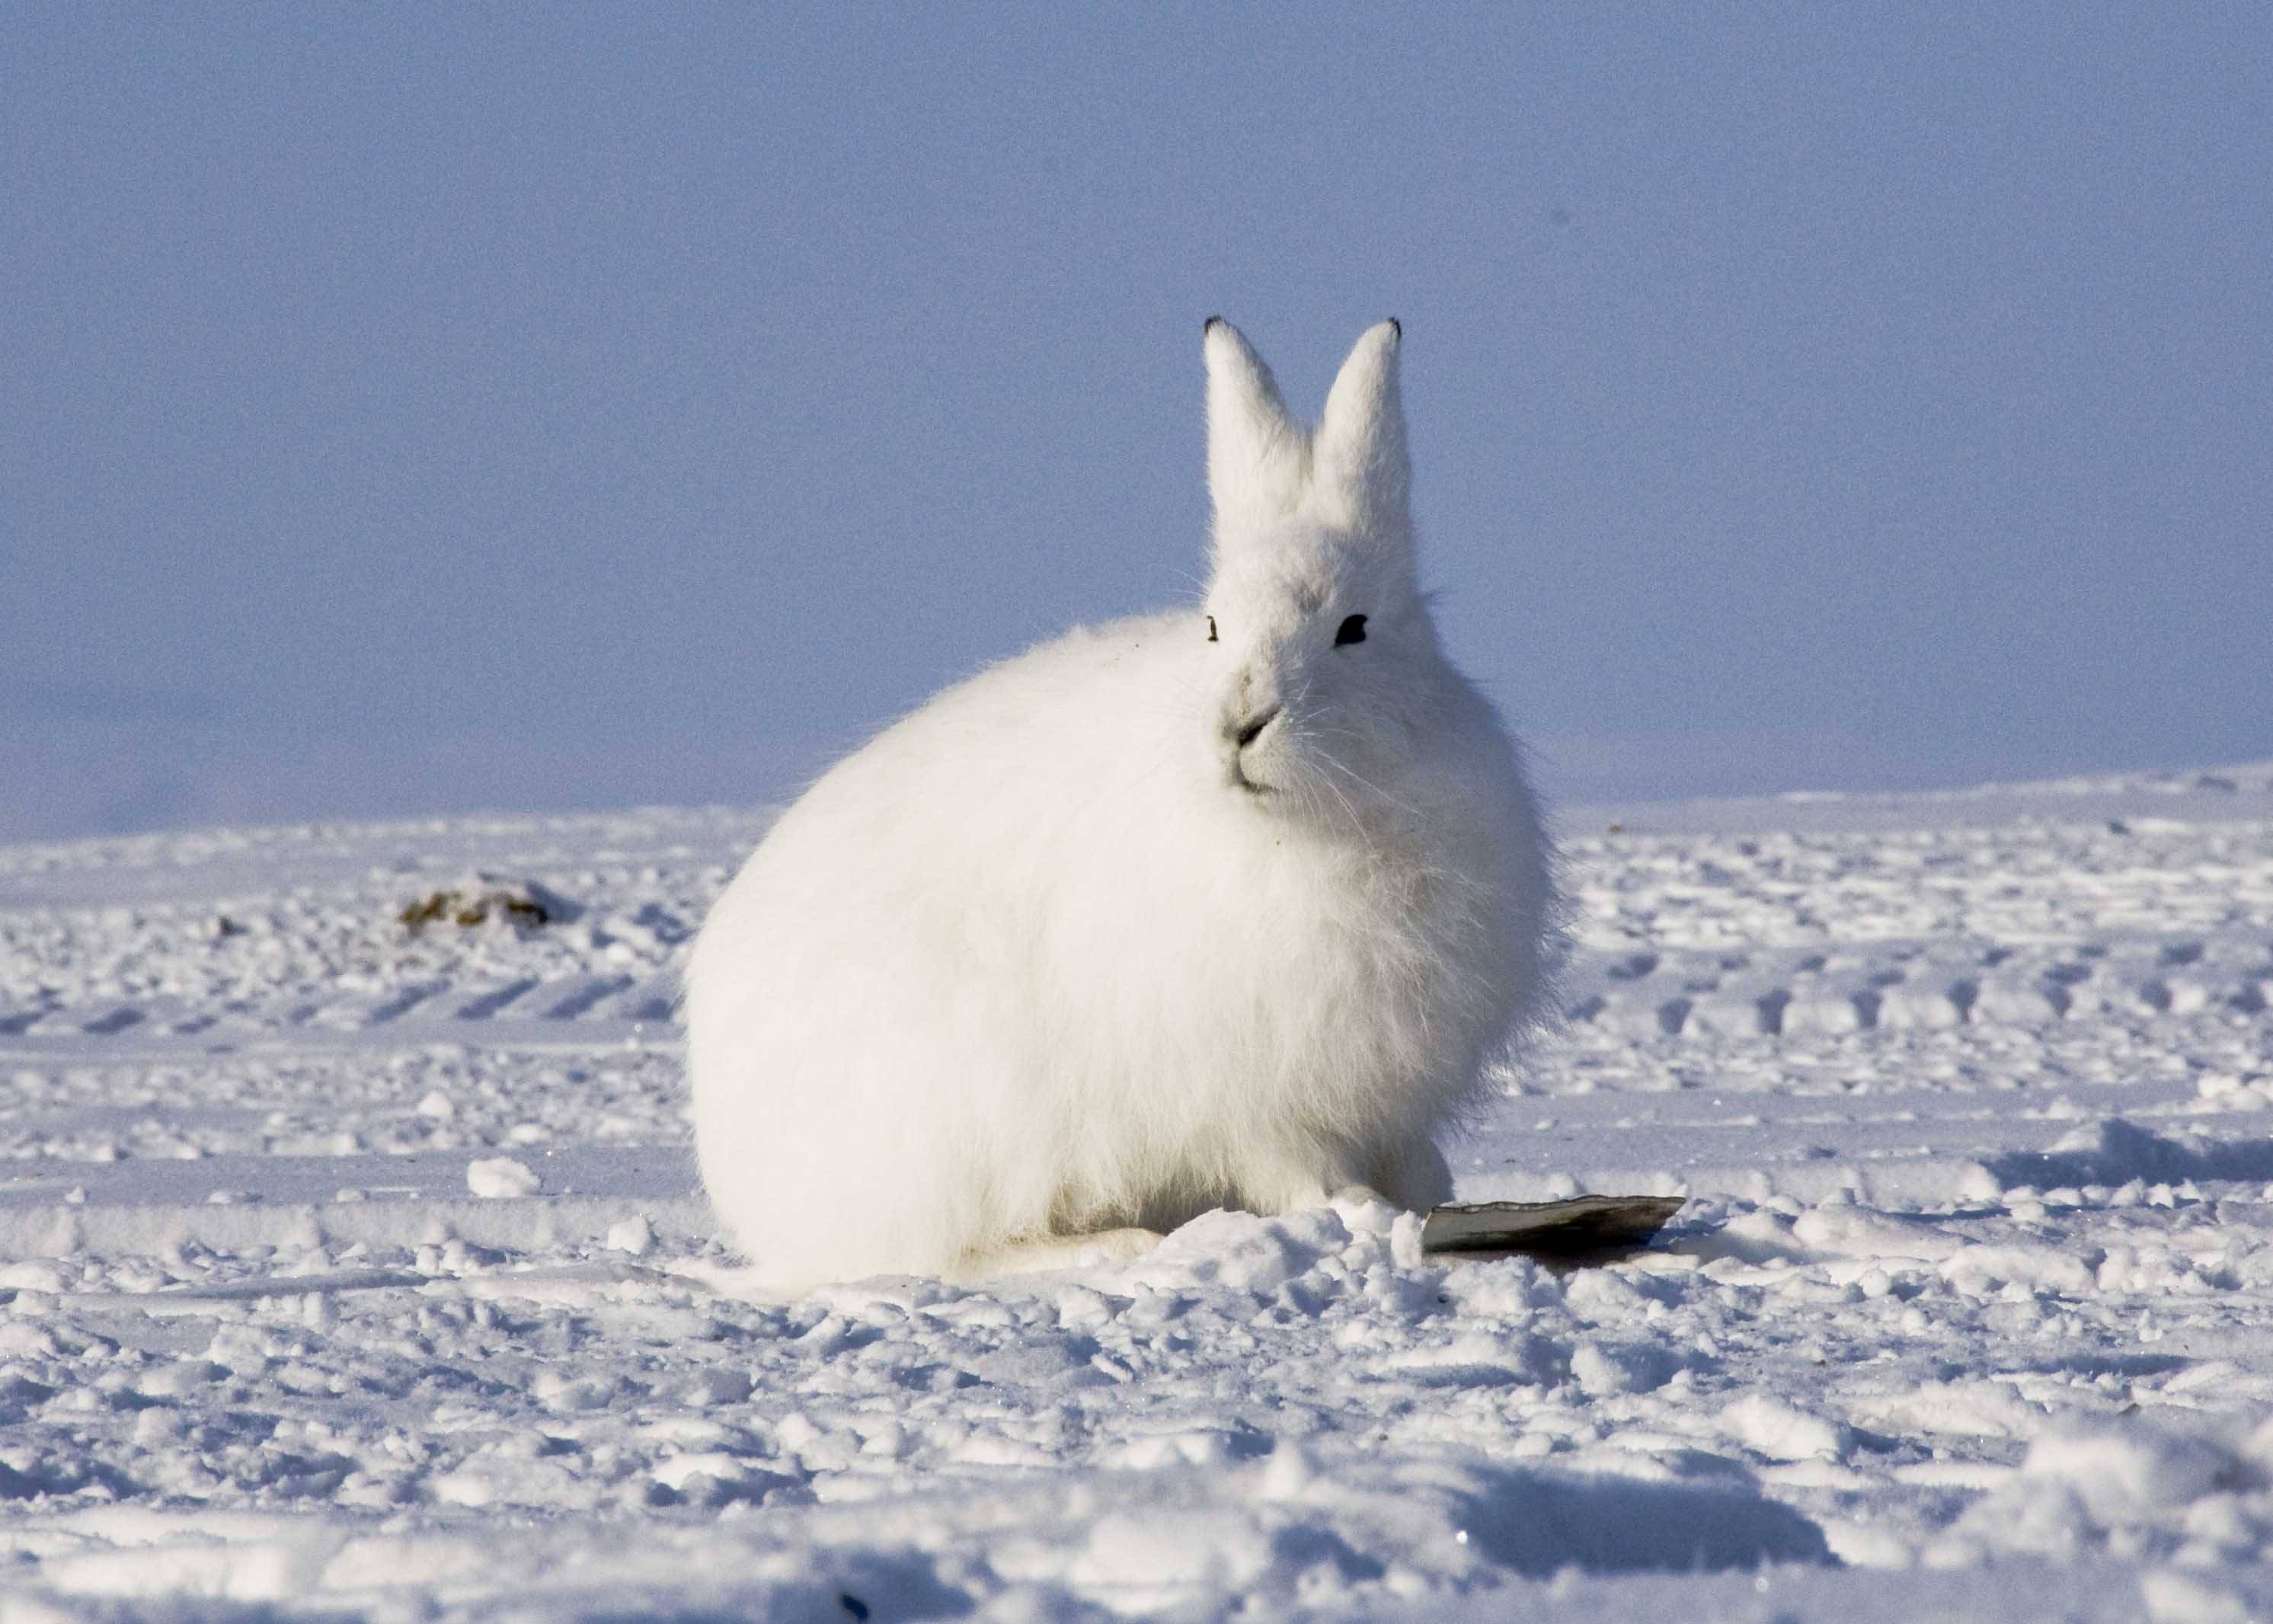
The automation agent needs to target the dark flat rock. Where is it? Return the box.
[1421,1194,1686,1264]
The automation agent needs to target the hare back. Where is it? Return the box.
[686,611,1549,1286]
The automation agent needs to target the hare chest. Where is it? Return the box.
[1008,817,1501,1229]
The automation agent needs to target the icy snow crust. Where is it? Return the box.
[2,768,2271,1620]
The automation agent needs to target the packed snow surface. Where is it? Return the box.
[2,764,2272,1620]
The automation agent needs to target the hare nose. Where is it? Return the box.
[1230,706,1281,751]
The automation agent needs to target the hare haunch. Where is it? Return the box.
[686,319,1557,1289]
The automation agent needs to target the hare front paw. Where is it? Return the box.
[1073,1226,1165,1266]
[957,1226,1164,1281]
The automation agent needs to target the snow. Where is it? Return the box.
[463,1157,541,1200]
[1,768,2271,1619]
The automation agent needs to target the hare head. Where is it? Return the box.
[1198,318,1453,822]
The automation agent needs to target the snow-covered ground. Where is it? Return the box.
[3,764,2272,1621]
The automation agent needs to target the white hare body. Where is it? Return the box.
[687,319,1555,1289]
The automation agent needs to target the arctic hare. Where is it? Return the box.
[686,318,1555,1289]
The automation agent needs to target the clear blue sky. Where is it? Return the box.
[6,4,2268,840]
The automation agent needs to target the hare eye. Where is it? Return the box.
[1333,613,1368,647]
[1206,615,1220,644]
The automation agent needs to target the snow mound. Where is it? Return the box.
[1933,1416,2273,1568]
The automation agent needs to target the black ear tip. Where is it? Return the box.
[1386,316,1402,340]
[1204,315,1226,335]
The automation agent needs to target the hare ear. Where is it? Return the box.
[1313,319,1410,538]
[1204,318,1309,539]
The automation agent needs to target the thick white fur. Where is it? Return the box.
[686,319,1556,1290]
